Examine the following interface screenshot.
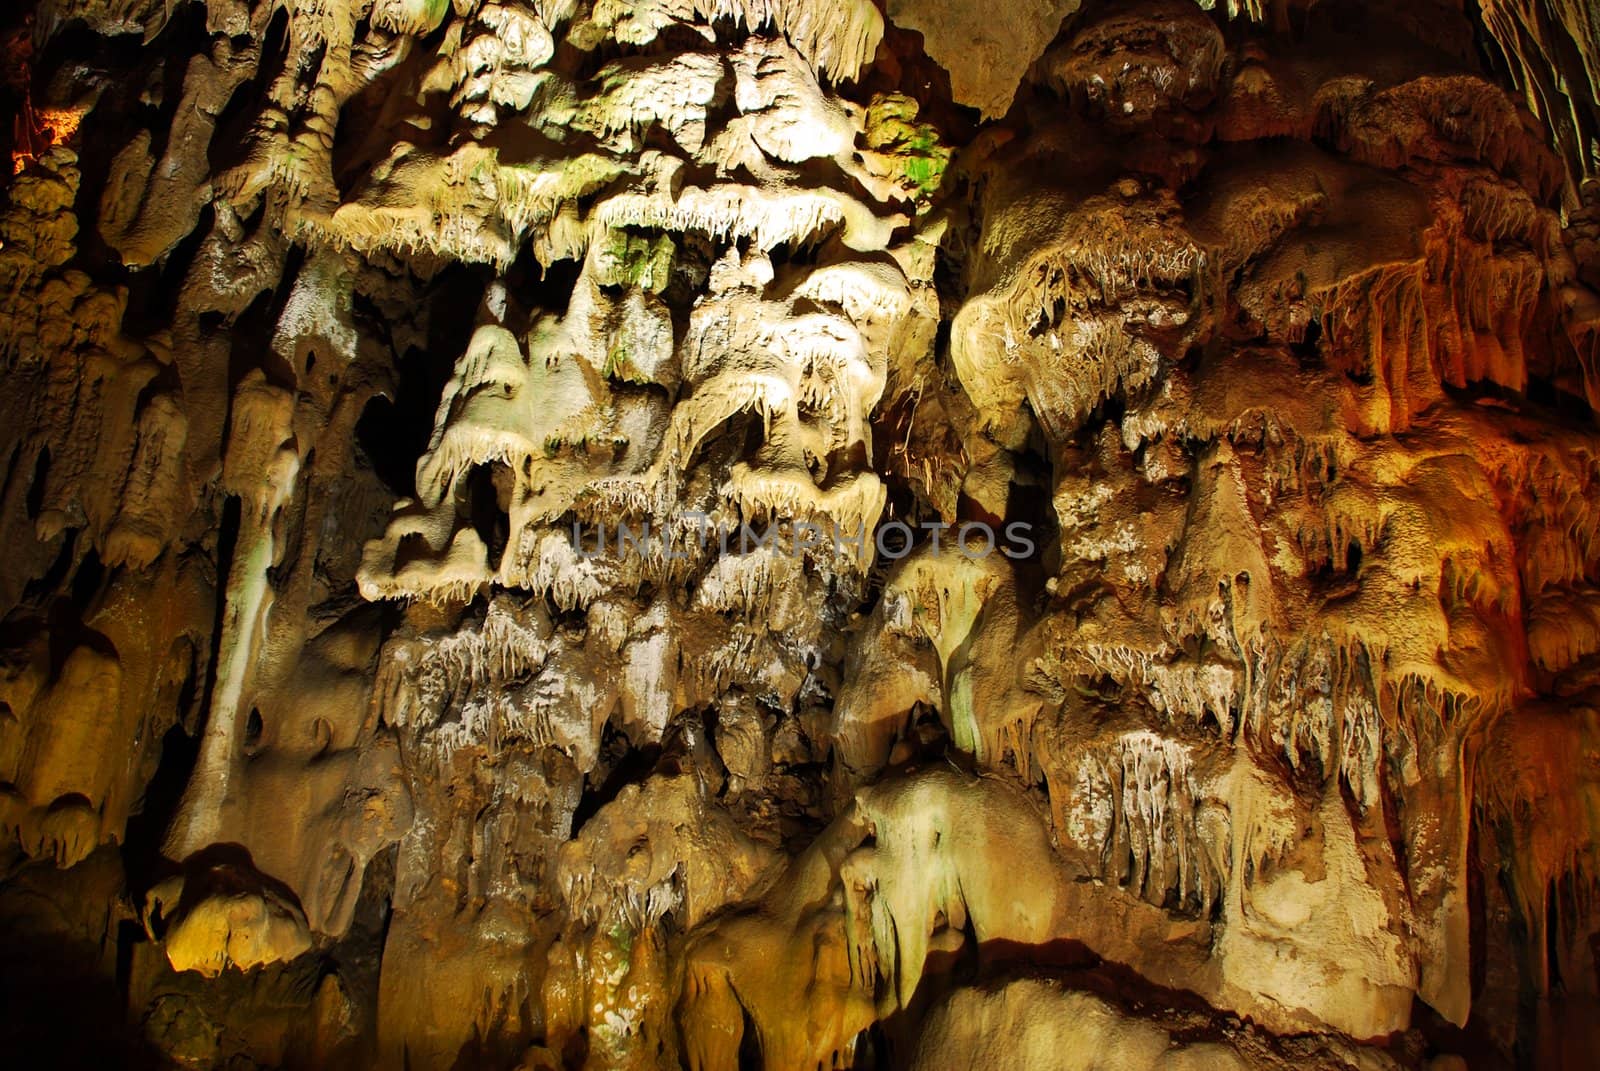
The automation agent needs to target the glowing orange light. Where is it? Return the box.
[11,107,82,174]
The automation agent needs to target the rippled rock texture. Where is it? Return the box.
[1,0,1599,1067]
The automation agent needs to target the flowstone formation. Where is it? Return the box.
[3,0,1600,1068]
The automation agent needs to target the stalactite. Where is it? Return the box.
[4,0,1600,1067]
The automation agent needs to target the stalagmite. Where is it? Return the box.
[164,375,300,858]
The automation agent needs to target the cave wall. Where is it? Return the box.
[1,0,1599,1068]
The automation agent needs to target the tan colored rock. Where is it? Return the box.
[887,0,1081,117]
[143,853,314,976]
[4,1,1600,1068]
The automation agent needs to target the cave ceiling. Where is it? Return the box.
[2,0,1600,1068]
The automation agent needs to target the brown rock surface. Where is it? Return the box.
[1,0,1599,1068]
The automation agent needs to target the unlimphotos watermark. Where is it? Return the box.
[569,512,1036,562]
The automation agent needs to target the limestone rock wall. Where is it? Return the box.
[1,0,1599,1068]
